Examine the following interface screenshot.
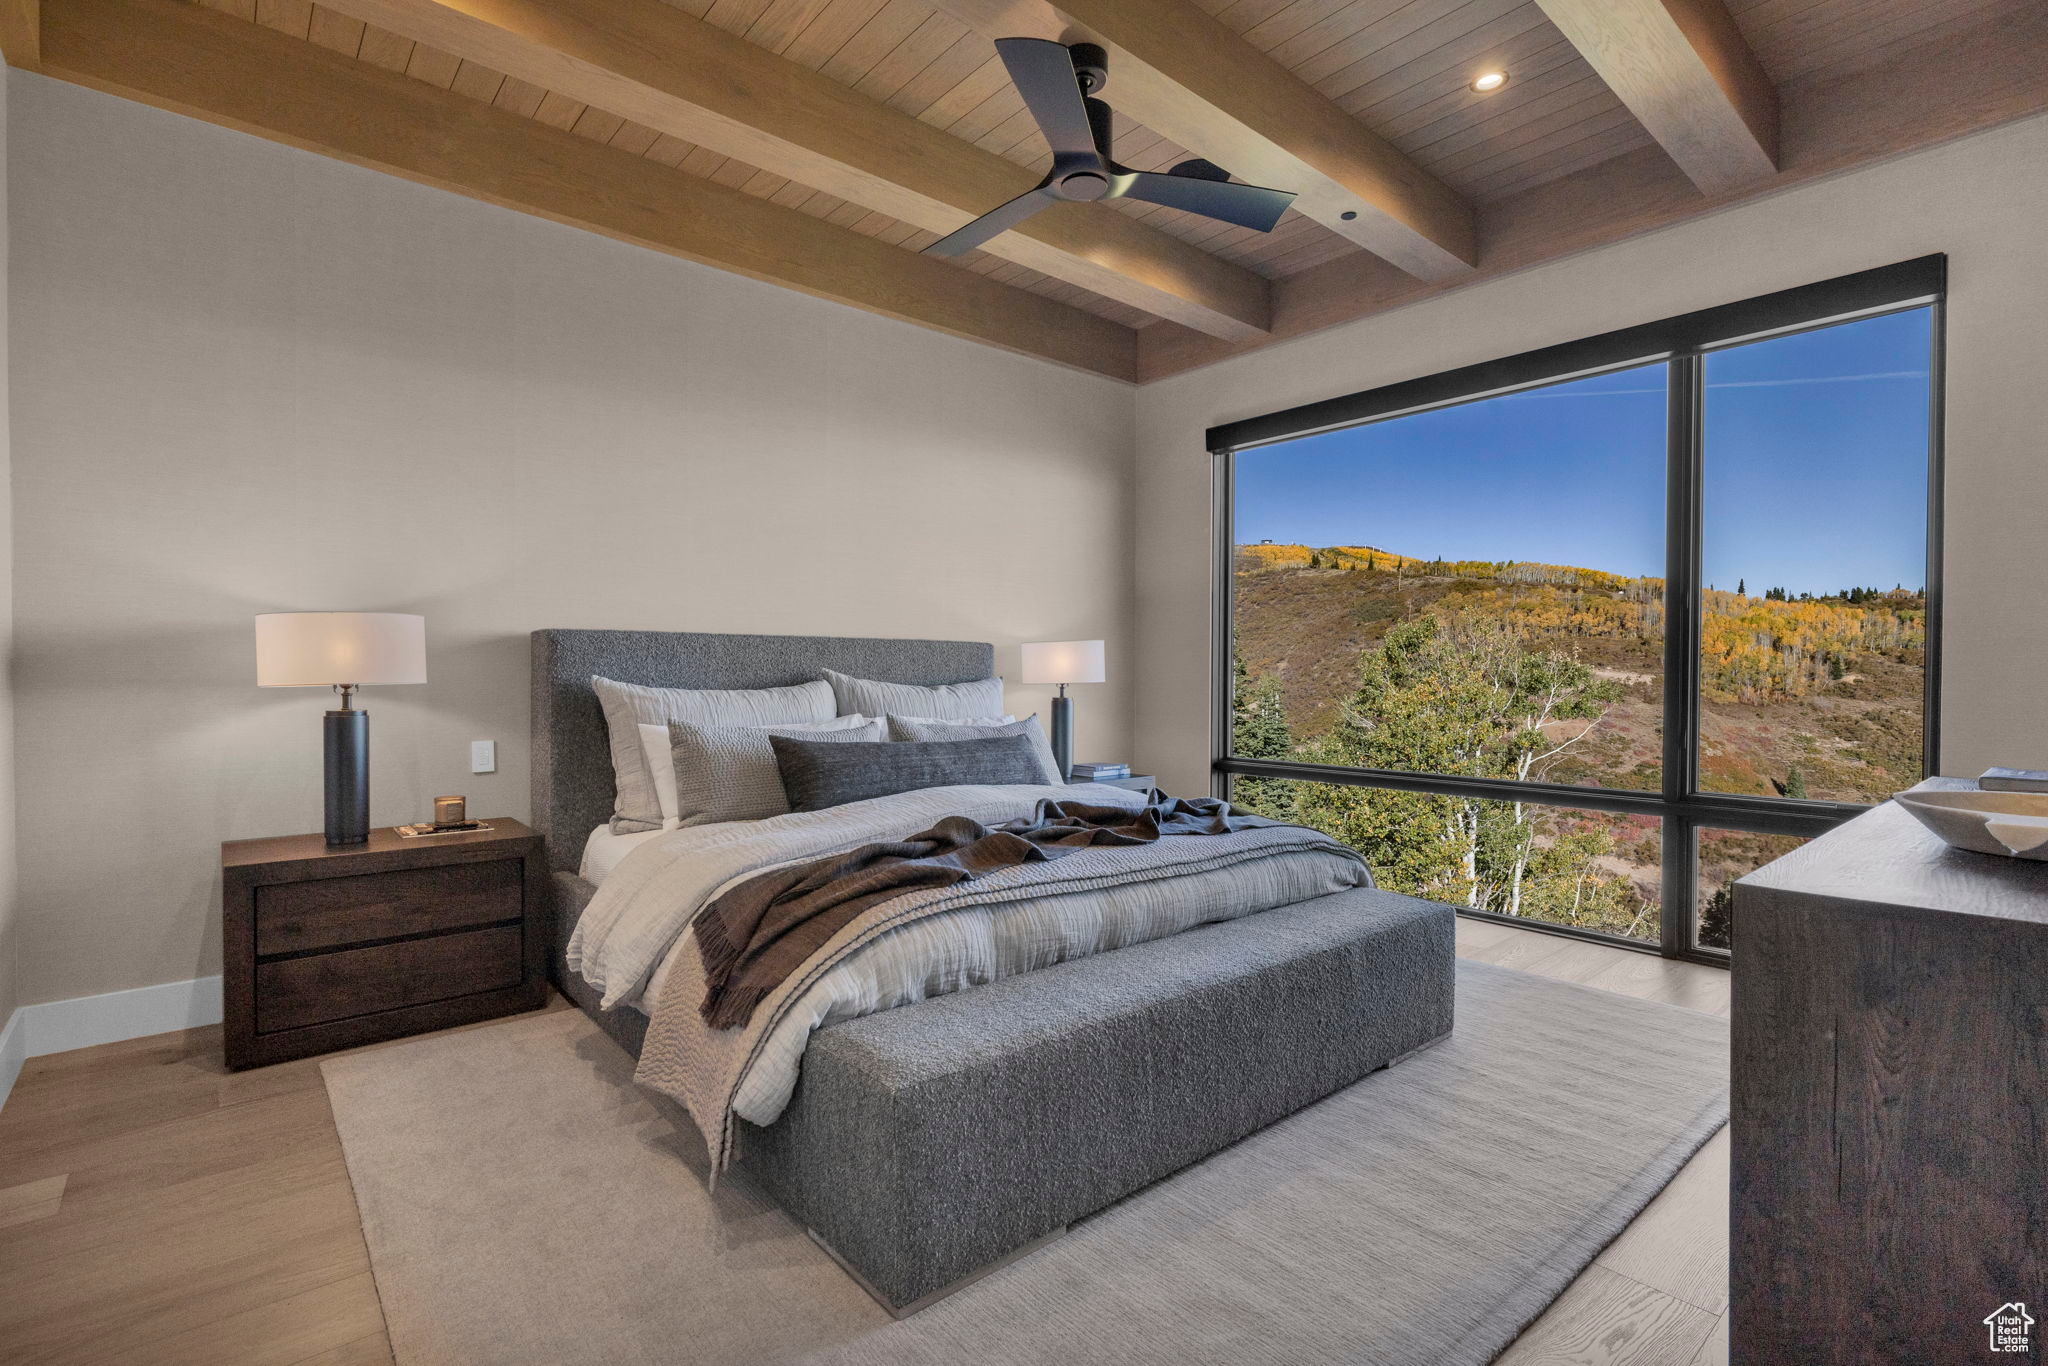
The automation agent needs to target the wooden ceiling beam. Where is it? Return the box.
[0,0,39,69]
[305,0,1272,341]
[918,0,1477,281]
[37,0,1140,380]
[1535,0,1778,195]
[1137,2,2048,381]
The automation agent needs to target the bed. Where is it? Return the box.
[531,628,1455,1313]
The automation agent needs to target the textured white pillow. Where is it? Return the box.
[593,675,835,832]
[638,715,872,825]
[821,669,1006,722]
[668,716,886,826]
[892,714,1016,726]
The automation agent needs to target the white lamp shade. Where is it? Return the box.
[1020,639,1106,686]
[255,612,427,687]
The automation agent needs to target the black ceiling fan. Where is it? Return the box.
[922,38,1299,258]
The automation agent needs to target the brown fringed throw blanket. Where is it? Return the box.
[695,796,1274,1030]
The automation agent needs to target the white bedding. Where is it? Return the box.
[577,822,673,887]
[569,784,1371,1126]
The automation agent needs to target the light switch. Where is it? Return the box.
[471,740,496,774]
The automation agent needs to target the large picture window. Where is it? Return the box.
[1212,258,1944,963]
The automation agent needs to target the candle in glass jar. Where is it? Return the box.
[433,795,466,827]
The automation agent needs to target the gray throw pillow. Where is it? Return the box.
[820,668,1006,722]
[887,714,1061,785]
[668,717,885,827]
[592,675,834,832]
[772,733,1046,812]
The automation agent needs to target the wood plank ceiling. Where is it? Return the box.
[9,0,2048,380]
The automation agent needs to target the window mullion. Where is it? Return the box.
[1211,447,1236,800]
[1922,301,1947,779]
[1664,813,1699,957]
[1659,353,1704,957]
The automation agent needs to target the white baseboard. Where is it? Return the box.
[0,1008,23,1113]
[0,975,227,1112]
[6,972,223,1080]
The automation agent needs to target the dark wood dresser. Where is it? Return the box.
[222,819,549,1069]
[1732,786,2048,1364]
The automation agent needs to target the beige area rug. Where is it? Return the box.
[322,961,1728,1366]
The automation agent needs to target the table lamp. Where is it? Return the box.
[256,612,427,845]
[1020,639,1105,781]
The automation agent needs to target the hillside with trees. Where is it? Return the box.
[1230,542,1925,941]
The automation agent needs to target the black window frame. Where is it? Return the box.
[1209,255,1947,966]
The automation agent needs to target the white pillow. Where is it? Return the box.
[638,723,683,825]
[821,669,1007,722]
[637,715,874,824]
[592,675,835,832]
[892,714,1016,726]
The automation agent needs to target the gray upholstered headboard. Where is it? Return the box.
[530,630,995,871]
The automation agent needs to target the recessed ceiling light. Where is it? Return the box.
[1470,70,1508,93]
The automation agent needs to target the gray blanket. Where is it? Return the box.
[696,796,1285,1029]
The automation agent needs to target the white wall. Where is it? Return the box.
[7,74,1135,1006]
[1133,112,2048,797]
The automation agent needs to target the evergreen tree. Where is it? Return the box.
[1698,886,1733,951]
[1229,652,1297,819]
[1232,662,1294,762]
[1783,766,1808,799]
[1736,578,1745,596]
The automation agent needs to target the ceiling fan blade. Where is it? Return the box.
[922,186,1060,258]
[1116,171,1296,232]
[996,38,1099,158]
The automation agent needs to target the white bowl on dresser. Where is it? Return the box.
[1893,784,2048,859]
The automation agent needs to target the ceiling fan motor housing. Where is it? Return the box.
[1068,42,1108,94]
[1056,170,1111,200]
[1049,93,1118,200]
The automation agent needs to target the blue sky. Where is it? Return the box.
[1234,307,1932,596]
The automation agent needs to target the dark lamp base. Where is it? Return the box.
[1050,695,1074,781]
[324,708,370,846]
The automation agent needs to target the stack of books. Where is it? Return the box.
[1981,767,2048,793]
[1069,762,1131,781]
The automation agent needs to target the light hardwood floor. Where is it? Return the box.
[0,920,1731,1365]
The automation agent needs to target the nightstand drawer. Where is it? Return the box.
[256,924,525,1033]
[256,859,522,955]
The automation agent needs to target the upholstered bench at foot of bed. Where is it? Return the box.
[734,884,1455,1314]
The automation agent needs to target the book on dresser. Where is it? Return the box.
[1980,766,2048,792]
[1069,762,1131,780]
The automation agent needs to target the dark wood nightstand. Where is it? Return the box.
[221,819,549,1069]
